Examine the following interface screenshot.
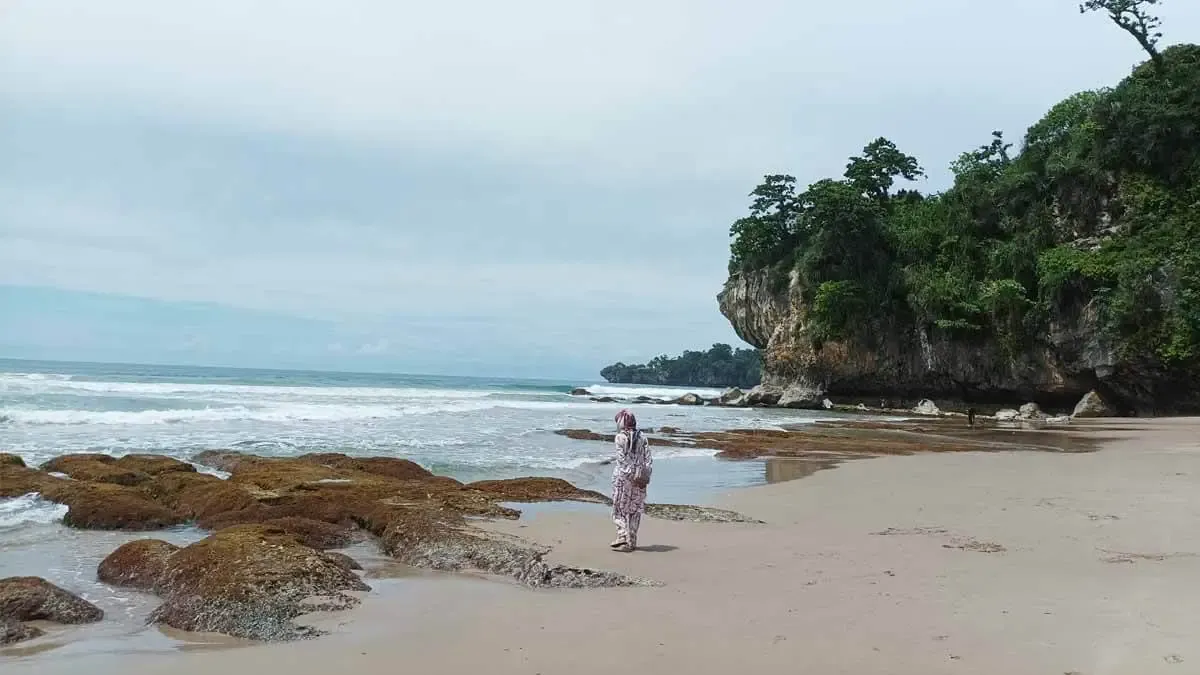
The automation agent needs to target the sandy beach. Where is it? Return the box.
[4,417,1197,675]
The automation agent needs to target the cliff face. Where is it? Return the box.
[717,269,1197,415]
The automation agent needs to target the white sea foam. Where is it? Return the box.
[584,384,728,400]
[0,493,68,530]
[0,373,496,400]
[0,399,582,426]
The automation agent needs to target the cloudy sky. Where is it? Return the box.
[2,1,1198,378]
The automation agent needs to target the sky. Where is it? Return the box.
[1,0,1198,378]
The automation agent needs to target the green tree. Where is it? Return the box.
[1080,0,1165,71]
[600,344,762,388]
[728,174,799,272]
[844,137,924,200]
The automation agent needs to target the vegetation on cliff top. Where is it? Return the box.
[601,344,761,389]
[727,4,1199,369]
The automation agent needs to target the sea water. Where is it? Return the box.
[0,358,852,656]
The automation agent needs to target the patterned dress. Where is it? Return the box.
[612,428,652,547]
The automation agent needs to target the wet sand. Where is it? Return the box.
[8,418,1200,674]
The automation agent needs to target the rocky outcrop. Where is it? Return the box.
[39,453,196,486]
[0,453,25,468]
[715,388,745,406]
[778,384,823,409]
[466,477,611,504]
[41,482,185,530]
[0,577,103,644]
[717,268,1194,414]
[0,462,56,498]
[741,384,783,406]
[362,508,655,589]
[1018,402,1044,420]
[1072,390,1117,418]
[912,399,941,416]
[145,525,370,641]
[11,449,666,642]
[98,539,180,591]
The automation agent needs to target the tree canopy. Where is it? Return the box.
[600,344,761,389]
[727,40,1200,367]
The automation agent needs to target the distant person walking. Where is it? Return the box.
[611,409,652,552]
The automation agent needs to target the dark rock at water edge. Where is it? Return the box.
[669,393,706,406]
[140,525,370,641]
[0,577,104,633]
[9,448,674,641]
[1,617,44,645]
[98,539,181,591]
[0,453,26,468]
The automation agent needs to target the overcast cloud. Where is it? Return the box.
[2,0,1198,378]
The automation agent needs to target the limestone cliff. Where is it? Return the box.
[717,268,1197,415]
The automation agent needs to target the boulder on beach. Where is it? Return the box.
[590,396,618,403]
[295,453,433,481]
[0,462,60,498]
[671,393,705,406]
[741,385,782,406]
[146,525,371,641]
[777,384,823,409]
[98,539,181,591]
[0,577,104,628]
[715,388,746,406]
[994,409,1020,422]
[1072,390,1117,418]
[1018,402,1044,420]
[40,453,150,486]
[0,453,25,468]
[912,399,941,416]
[39,482,185,531]
[569,388,591,396]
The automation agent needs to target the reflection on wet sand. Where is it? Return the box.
[764,457,841,484]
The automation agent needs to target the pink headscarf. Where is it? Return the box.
[615,408,637,431]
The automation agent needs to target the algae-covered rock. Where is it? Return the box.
[148,525,370,641]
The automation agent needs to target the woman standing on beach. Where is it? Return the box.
[611,409,652,552]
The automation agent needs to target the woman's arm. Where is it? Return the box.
[614,431,630,464]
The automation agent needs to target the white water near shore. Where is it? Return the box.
[0,359,855,659]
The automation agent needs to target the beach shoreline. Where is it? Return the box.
[6,417,1200,674]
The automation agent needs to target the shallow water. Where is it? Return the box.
[0,358,869,661]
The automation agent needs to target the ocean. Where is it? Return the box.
[0,358,848,655]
